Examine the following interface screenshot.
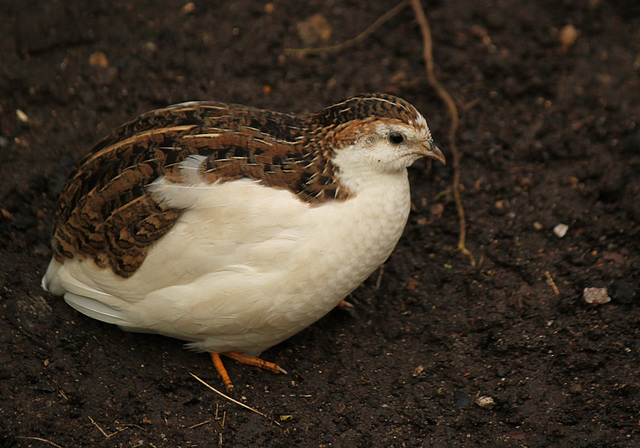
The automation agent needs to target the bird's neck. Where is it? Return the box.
[330,145,410,195]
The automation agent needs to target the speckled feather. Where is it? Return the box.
[51,94,428,278]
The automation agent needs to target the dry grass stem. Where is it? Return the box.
[190,373,280,425]
[87,416,129,438]
[410,0,475,266]
[285,1,409,56]
[189,419,212,429]
[16,437,63,448]
[88,416,110,438]
[545,271,560,295]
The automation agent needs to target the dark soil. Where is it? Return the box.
[2,1,640,447]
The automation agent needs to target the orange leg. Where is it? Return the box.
[210,352,287,391]
[210,353,234,390]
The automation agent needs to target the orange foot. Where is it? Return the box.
[210,352,287,391]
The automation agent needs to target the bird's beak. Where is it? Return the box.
[422,141,446,165]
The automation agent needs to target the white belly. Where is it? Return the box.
[44,172,412,355]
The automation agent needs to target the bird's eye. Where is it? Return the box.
[388,132,404,145]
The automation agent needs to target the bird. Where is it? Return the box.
[42,93,445,390]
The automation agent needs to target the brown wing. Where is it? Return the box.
[50,96,382,277]
[51,102,308,278]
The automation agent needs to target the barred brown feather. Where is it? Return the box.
[51,93,427,277]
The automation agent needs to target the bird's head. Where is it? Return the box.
[306,93,445,175]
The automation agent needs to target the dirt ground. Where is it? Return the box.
[1,0,639,447]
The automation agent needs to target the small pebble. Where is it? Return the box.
[559,24,579,52]
[181,2,195,14]
[89,51,109,68]
[142,41,158,53]
[583,287,611,304]
[553,223,568,238]
[475,396,495,409]
[296,13,332,46]
[16,109,29,123]
[405,278,420,291]
[533,221,543,231]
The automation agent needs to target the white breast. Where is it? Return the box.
[44,161,412,356]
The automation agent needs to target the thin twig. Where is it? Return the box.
[285,1,409,56]
[410,0,475,266]
[16,437,63,448]
[190,373,280,425]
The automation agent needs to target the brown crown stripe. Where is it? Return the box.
[51,94,425,277]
